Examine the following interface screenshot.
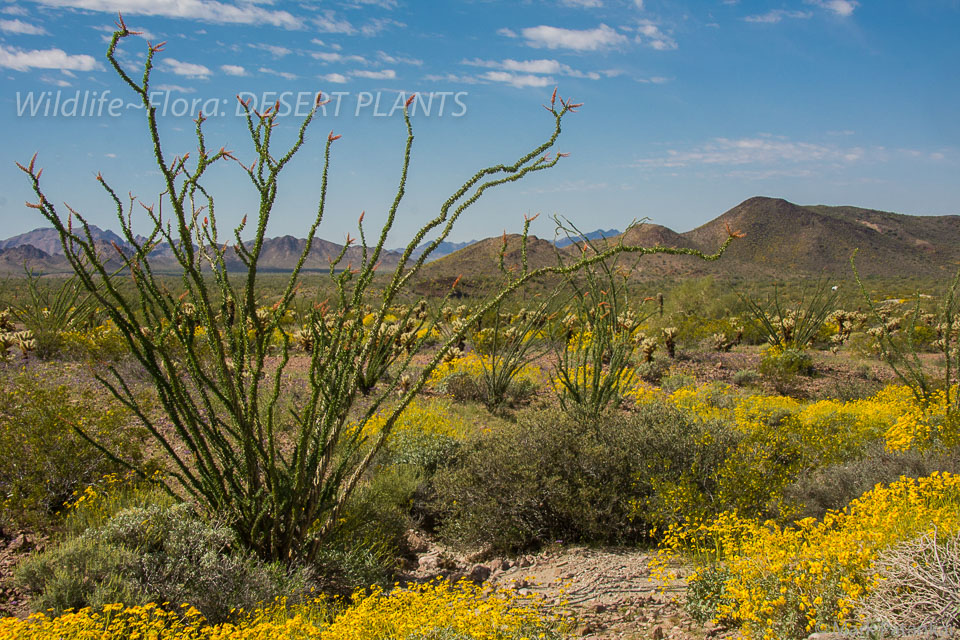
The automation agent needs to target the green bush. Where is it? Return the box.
[782,443,960,521]
[731,369,760,387]
[16,501,308,623]
[758,346,813,394]
[0,371,143,530]
[434,403,740,552]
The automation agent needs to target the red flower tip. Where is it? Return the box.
[203,217,209,226]
[358,210,365,224]
[452,274,462,289]
[236,95,252,109]
[315,91,324,106]
[28,152,37,173]
[148,41,166,53]
[558,152,570,158]
[240,215,247,226]
[405,94,416,108]
[328,131,341,142]
[550,86,557,107]
[96,172,103,182]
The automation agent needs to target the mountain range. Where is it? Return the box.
[1,196,957,280]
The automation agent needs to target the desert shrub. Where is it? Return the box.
[319,463,421,592]
[660,371,696,393]
[461,301,553,410]
[731,368,760,387]
[435,407,656,551]
[10,269,104,359]
[861,527,960,634]
[630,402,743,530]
[783,444,960,521]
[0,371,143,530]
[636,358,670,384]
[16,501,308,623]
[655,472,960,639]
[758,345,814,394]
[58,320,129,361]
[740,279,840,350]
[428,353,542,408]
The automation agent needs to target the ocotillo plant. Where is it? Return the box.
[18,15,740,564]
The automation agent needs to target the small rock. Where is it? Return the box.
[468,564,491,584]
[651,625,665,640]
[403,529,429,554]
[590,603,607,614]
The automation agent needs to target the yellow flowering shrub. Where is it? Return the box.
[428,353,542,390]
[0,580,562,640]
[654,472,960,639]
[59,320,128,360]
[359,398,467,441]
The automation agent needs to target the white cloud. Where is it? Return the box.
[248,43,291,58]
[160,57,211,78]
[521,23,627,50]
[312,51,367,64]
[258,66,296,80]
[319,72,348,83]
[315,10,354,34]
[220,64,246,76]
[463,57,601,80]
[360,17,403,36]
[0,43,100,71]
[480,70,554,88]
[155,83,196,93]
[424,73,480,84]
[633,136,867,170]
[806,0,858,17]
[635,19,676,50]
[29,0,302,29]
[352,69,395,79]
[744,9,812,23]
[560,0,602,7]
[1,5,29,15]
[0,18,49,34]
[378,51,422,66]
[40,74,72,86]
[497,27,517,38]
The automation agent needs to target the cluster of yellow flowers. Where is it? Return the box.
[0,580,560,640]
[427,353,543,389]
[59,320,127,359]
[653,472,960,639]
[358,398,467,441]
[629,380,952,457]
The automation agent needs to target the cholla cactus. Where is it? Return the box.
[712,332,734,352]
[0,310,35,360]
[639,336,658,363]
[662,327,678,358]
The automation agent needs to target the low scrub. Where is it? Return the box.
[0,371,144,531]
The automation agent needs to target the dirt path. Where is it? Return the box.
[403,536,729,639]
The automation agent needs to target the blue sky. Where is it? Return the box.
[1,0,958,245]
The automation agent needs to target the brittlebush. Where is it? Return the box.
[0,580,563,640]
[653,472,960,639]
